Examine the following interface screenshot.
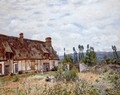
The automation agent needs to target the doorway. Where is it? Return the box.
[15,64,18,73]
[43,63,50,71]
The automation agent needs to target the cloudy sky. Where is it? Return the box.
[0,0,120,55]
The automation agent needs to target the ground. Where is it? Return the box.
[78,72,100,83]
[0,71,101,95]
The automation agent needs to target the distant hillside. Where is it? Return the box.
[59,51,120,62]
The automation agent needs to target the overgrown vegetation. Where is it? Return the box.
[55,64,78,81]
[47,65,120,95]
[81,51,97,66]
[1,72,119,95]
[93,69,120,95]
[62,55,73,64]
[0,62,120,95]
[12,75,19,82]
[0,72,36,86]
[104,57,120,65]
[90,65,112,74]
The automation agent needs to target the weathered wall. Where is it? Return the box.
[41,59,58,70]
[18,60,31,71]
[0,62,4,75]
[0,59,58,75]
[49,60,58,69]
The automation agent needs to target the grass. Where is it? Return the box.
[78,72,100,83]
[0,72,36,86]
[43,71,57,76]
[0,72,44,95]
[0,67,119,95]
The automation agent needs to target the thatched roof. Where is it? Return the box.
[0,34,58,60]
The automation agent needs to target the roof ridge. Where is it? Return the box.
[0,33,44,43]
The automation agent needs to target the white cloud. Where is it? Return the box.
[0,0,120,55]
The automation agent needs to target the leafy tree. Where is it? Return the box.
[62,55,73,64]
[81,51,97,66]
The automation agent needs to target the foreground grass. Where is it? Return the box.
[0,72,44,95]
[0,72,36,86]
[78,72,100,83]
[0,67,120,95]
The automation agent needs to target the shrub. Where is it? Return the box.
[18,71,23,74]
[62,55,73,64]
[71,79,98,95]
[111,58,120,65]
[38,79,98,95]
[13,75,19,82]
[45,76,51,82]
[90,65,113,74]
[92,69,120,95]
[51,66,58,71]
[55,64,78,81]
[70,66,78,80]
[81,51,98,66]
[10,73,15,76]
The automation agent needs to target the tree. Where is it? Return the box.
[81,51,97,66]
[62,55,73,64]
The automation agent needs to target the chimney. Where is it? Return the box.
[19,33,24,44]
[45,37,52,46]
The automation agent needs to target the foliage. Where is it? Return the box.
[110,58,120,65]
[104,58,111,64]
[81,51,97,66]
[45,76,51,82]
[75,79,99,95]
[104,56,120,65]
[90,65,112,74]
[18,70,23,74]
[13,75,19,82]
[93,70,120,95]
[41,79,99,95]
[51,66,58,71]
[62,55,73,64]
[55,64,78,81]
[0,66,120,95]
[0,72,36,86]
[71,66,79,79]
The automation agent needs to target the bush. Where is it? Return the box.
[75,79,99,95]
[92,69,120,95]
[90,65,113,74]
[10,73,15,76]
[45,76,51,82]
[81,51,98,66]
[38,79,98,95]
[55,64,78,81]
[13,75,19,82]
[51,66,58,71]
[70,66,78,80]
[1,70,119,95]
[18,71,23,74]
[111,58,120,65]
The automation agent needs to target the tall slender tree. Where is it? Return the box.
[112,45,119,58]
[73,47,78,63]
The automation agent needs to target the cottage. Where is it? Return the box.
[0,33,59,75]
